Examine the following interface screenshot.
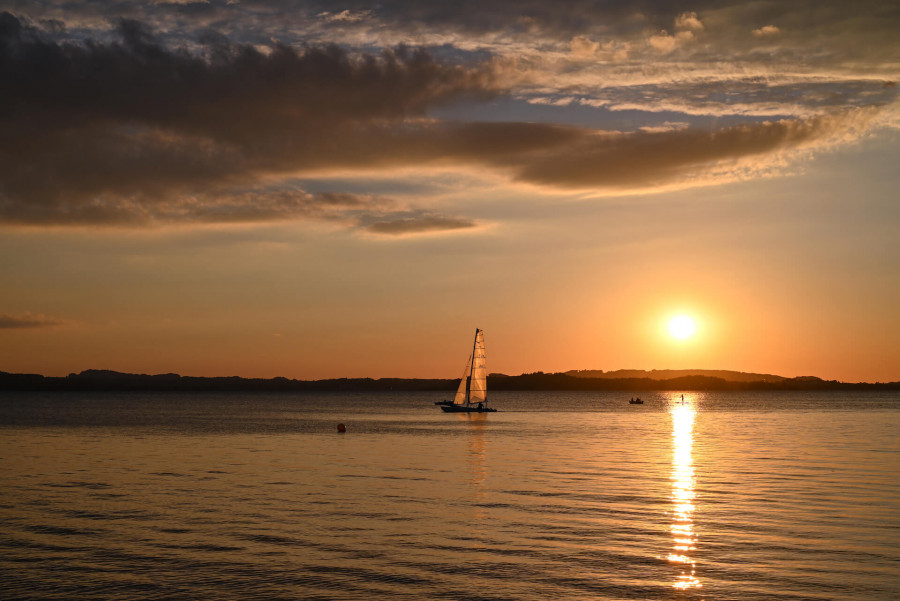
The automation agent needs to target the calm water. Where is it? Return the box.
[1,391,898,600]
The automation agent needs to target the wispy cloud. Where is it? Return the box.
[0,312,66,329]
[317,9,371,23]
[364,214,478,236]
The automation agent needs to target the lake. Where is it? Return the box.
[1,390,898,600]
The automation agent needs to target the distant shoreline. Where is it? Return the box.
[2,369,898,392]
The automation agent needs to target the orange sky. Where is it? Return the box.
[1,2,898,382]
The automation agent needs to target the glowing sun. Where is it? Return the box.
[668,315,697,340]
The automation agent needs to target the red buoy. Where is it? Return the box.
[337,423,346,433]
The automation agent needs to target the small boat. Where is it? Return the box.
[440,328,497,413]
[629,397,643,404]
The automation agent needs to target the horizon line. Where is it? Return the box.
[3,367,898,386]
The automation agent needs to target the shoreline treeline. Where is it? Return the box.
[1,370,898,392]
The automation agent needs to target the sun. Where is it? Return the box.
[668,315,697,340]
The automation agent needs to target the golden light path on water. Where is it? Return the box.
[463,413,488,522]
[670,397,702,590]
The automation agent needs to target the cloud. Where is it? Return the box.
[647,29,695,54]
[639,122,691,133]
[0,12,496,225]
[364,214,478,236]
[317,9,371,23]
[516,70,897,120]
[131,189,401,225]
[648,30,678,54]
[7,1,898,61]
[0,312,65,329]
[0,13,494,132]
[501,108,884,190]
[752,25,780,37]
[569,35,600,58]
[675,12,704,32]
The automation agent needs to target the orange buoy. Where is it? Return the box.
[337,423,346,433]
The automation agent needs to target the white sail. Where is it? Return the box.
[468,329,487,405]
[453,354,472,405]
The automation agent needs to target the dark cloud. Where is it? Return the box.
[499,112,874,188]
[0,11,491,129]
[0,12,495,224]
[279,111,873,191]
[0,312,64,329]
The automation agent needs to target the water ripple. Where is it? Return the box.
[1,390,897,601]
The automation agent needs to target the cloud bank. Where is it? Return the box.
[0,13,494,228]
[0,3,897,229]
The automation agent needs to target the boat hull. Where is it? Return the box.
[440,404,497,413]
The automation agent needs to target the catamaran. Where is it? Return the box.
[439,328,497,413]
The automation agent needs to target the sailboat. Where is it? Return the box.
[439,328,497,413]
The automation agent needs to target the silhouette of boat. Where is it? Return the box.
[440,328,497,413]
[629,398,644,404]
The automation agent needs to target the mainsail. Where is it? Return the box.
[468,329,487,405]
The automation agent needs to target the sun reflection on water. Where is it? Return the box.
[669,396,701,589]
[461,413,488,522]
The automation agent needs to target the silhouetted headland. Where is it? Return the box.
[565,369,789,382]
[1,369,898,392]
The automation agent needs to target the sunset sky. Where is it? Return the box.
[1,1,898,382]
